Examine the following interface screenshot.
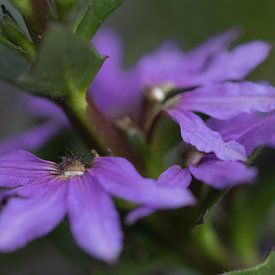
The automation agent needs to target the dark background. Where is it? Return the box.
[0,1,275,274]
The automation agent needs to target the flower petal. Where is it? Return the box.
[167,109,246,161]
[157,165,192,188]
[189,155,257,189]
[67,175,122,263]
[0,181,66,251]
[125,166,193,225]
[207,114,260,142]
[0,150,58,188]
[125,207,156,225]
[183,28,238,73]
[93,29,123,70]
[90,29,142,119]
[22,94,67,122]
[137,41,186,86]
[178,82,275,120]
[0,122,63,154]
[199,41,271,82]
[209,112,275,155]
[137,29,238,87]
[92,157,195,209]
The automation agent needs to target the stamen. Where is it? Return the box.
[63,171,85,177]
[146,86,165,102]
[58,157,86,179]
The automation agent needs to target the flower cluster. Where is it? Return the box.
[1,28,275,263]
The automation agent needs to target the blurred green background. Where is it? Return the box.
[0,0,275,274]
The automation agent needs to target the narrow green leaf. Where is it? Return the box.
[0,43,30,85]
[0,14,35,62]
[71,0,124,39]
[230,174,275,265]
[223,250,275,275]
[0,0,30,38]
[21,24,104,98]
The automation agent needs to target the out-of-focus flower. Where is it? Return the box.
[90,29,274,162]
[0,95,69,153]
[168,81,275,161]
[0,150,194,262]
[127,110,275,224]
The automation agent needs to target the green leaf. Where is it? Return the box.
[0,43,30,85]
[71,0,124,39]
[21,24,104,98]
[0,0,30,38]
[0,13,36,62]
[223,250,275,275]
[230,173,275,265]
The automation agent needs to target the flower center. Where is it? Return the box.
[59,158,86,178]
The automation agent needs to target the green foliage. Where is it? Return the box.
[70,0,124,39]
[21,25,104,98]
[0,0,125,99]
[0,13,35,62]
[230,172,275,265]
[0,44,30,85]
[224,251,275,275]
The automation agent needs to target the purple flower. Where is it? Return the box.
[136,31,268,87]
[89,29,274,162]
[165,110,275,191]
[168,110,275,189]
[126,157,256,225]
[168,81,275,161]
[127,110,275,224]
[0,150,194,262]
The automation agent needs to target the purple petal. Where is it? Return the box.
[0,181,66,251]
[21,94,67,122]
[136,31,269,88]
[157,165,192,188]
[0,122,64,154]
[90,29,142,119]
[167,109,246,161]
[92,157,195,209]
[137,41,186,86]
[125,207,156,225]
[237,114,275,155]
[189,155,257,189]
[125,166,193,225]
[0,150,58,188]
[199,41,271,82]
[136,29,237,87]
[207,114,260,142]
[209,112,275,155]
[178,82,275,120]
[67,175,122,263]
[183,29,238,72]
[93,29,123,70]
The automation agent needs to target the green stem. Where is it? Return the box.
[192,222,230,269]
[59,94,137,162]
[59,94,106,155]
